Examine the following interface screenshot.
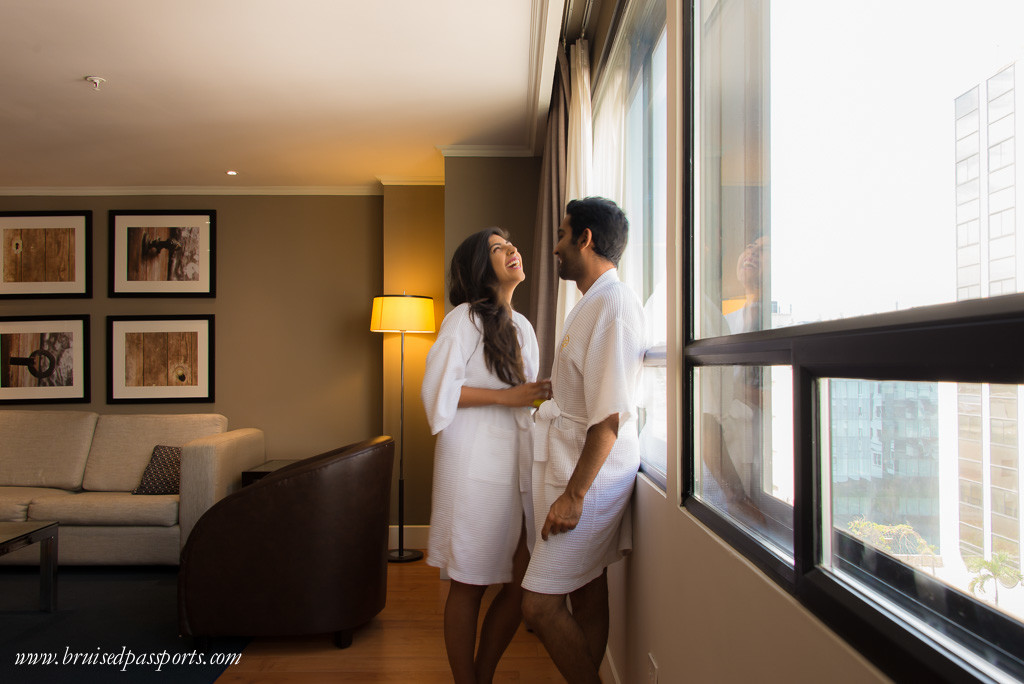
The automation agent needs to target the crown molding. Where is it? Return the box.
[375,176,445,186]
[527,0,563,153]
[441,0,559,160]
[437,145,536,158]
[0,185,383,197]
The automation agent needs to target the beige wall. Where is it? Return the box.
[606,481,889,683]
[0,194,384,460]
[442,156,542,319]
[0,166,541,531]
[381,185,445,526]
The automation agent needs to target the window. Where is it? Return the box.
[592,0,668,484]
[688,0,1024,680]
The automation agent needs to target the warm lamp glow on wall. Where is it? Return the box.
[370,294,435,562]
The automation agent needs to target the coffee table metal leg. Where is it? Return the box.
[40,533,57,612]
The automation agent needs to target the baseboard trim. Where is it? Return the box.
[388,525,430,552]
[601,648,623,684]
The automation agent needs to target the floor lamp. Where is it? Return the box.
[370,294,435,563]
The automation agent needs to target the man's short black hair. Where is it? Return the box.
[565,196,628,267]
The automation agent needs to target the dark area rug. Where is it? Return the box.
[0,566,248,684]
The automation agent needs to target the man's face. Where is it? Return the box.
[554,214,583,281]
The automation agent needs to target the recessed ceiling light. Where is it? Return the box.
[226,170,238,176]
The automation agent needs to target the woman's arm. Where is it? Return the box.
[458,380,550,408]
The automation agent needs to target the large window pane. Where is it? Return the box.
[593,0,667,481]
[695,365,793,561]
[696,0,1024,339]
[822,380,1024,627]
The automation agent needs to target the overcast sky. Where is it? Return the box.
[769,1,1024,324]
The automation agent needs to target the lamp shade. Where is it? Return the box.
[369,294,435,333]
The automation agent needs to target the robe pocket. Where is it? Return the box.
[467,423,518,485]
[543,422,584,487]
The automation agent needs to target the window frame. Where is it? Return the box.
[682,1,1024,677]
[686,294,1024,681]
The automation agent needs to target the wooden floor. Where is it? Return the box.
[214,555,564,683]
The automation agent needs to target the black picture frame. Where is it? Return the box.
[0,315,90,404]
[108,210,216,297]
[106,315,214,404]
[0,211,92,299]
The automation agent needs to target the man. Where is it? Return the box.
[522,196,646,683]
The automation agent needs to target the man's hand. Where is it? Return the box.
[541,491,583,540]
[539,414,619,542]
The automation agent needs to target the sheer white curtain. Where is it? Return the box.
[591,3,670,481]
[592,65,627,238]
[555,38,593,342]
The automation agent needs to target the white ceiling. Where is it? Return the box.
[0,0,563,194]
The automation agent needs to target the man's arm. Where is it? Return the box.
[541,413,619,540]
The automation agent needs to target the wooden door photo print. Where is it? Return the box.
[0,211,92,298]
[108,210,215,297]
[0,315,90,403]
[107,315,214,403]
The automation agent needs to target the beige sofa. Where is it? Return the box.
[0,410,265,565]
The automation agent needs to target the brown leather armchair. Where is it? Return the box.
[178,436,395,648]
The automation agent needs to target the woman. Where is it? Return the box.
[421,228,550,684]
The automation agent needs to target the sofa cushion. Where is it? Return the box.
[29,491,179,527]
[0,411,98,489]
[83,414,227,492]
[133,446,182,495]
[0,487,72,522]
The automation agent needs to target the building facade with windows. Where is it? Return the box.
[954,62,1023,575]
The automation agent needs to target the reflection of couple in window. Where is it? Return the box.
[702,235,769,525]
[725,235,768,335]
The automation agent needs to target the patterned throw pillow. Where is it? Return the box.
[132,445,182,495]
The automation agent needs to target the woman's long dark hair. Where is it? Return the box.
[448,228,525,387]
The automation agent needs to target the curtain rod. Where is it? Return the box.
[560,0,596,45]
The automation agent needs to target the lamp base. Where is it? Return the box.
[388,548,424,563]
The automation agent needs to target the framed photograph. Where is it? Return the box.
[109,210,215,297]
[0,316,90,404]
[0,211,92,298]
[107,315,214,403]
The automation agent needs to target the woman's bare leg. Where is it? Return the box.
[474,524,530,683]
[445,579,487,683]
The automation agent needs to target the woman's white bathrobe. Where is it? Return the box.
[421,303,539,585]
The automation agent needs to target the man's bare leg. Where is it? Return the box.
[568,570,609,670]
[475,526,530,683]
[445,580,487,683]
[522,589,601,683]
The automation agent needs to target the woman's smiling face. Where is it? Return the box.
[489,233,525,289]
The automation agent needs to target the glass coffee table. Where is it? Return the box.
[0,521,58,611]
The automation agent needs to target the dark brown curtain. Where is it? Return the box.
[528,49,571,379]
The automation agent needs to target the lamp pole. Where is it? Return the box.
[370,294,432,564]
[390,328,423,563]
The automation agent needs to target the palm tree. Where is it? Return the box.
[847,517,939,573]
[965,551,1023,606]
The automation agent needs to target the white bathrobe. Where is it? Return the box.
[523,269,646,594]
[421,303,539,585]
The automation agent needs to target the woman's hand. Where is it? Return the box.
[458,380,551,408]
[502,379,552,407]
